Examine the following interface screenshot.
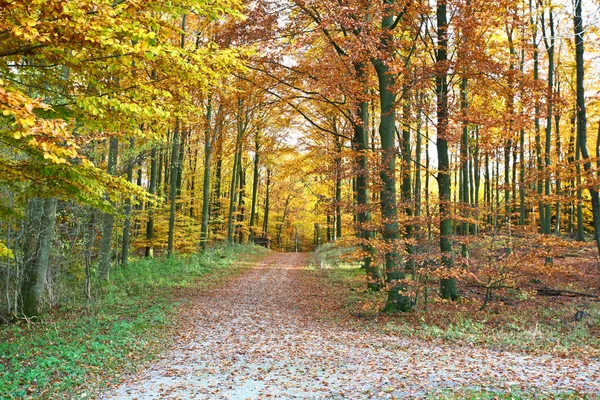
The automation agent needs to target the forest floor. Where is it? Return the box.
[101,252,599,399]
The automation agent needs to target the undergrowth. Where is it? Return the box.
[0,244,269,399]
[314,245,599,358]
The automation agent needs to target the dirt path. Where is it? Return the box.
[102,252,599,399]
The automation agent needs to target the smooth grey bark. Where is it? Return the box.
[21,197,58,317]
[98,137,118,280]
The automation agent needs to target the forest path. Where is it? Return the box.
[102,252,599,399]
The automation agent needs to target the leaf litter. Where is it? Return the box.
[101,253,599,399]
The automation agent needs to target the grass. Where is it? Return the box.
[312,245,600,358]
[0,244,269,399]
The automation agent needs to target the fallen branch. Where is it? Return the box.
[536,287,599,298]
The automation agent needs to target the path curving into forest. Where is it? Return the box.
[102,252,599,399]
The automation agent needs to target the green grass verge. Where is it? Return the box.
[0,244,269,399]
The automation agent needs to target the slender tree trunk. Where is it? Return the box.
[249,132,260,242]
[227,99,245,243]
[121,138,135,266]
[554,112,562,234]
[414,93,423,233]
[167,119,181,257]
[437,0,458,300]
[145,146,158,258]
[212,136,223,237]
[237,159,246,244]
[401,86,415,274]
[460,78,470,258]
[354,65,381,289]
[20,197,58,317]
[531,0,544,232]
[200,99,214,251]
[98,137,118,280]
[262,168,271,238]
[542,6,555,234]
[335,136,342,240]
[176,130,186,209]
[373,33,409,310]
[574,0,600,253]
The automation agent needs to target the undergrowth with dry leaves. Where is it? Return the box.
[313,243,600,358]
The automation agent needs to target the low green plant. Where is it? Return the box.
[0,244,268,399]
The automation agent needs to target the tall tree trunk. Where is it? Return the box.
[353,65,381,289]
[249,132,260,242]
[574,0,600,253]
[414,92,423,234]
[227,99,245,243]
[98,137,118,280]
[542,5,555,234]
[167,119,181,257]
[530,0,544,232]
[20,197,58,317]
[237,159,246,244]
[176,129,186,208]
[121,138,135,266]
[373,1,409,312]
[145,146,158,258]
[200,99,214,251]
[554,111,562,234]
[460,77,470,258]
[335,136,343,240]
[212,135,223,236]
[401,86,415,274]
[262,168,271,238]
[437,0,458,300]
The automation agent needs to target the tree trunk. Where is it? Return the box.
[98,137,118,280]
[574,0,600,253]
[372,2,409,312]
[167,119,181,257]
[200,98,218,251]
[335,136,343,240]
[460,77,470,258]
[262,168,271,237]
[542,5,555,234]
[121,138,135,266]
[20,197,58,317]
[237,159,246,244]
[437,0,458,300]
[249,132,260,242]
[227,99,245,243]
[145,146,158,258]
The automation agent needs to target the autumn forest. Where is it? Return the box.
[1,0,599,398]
